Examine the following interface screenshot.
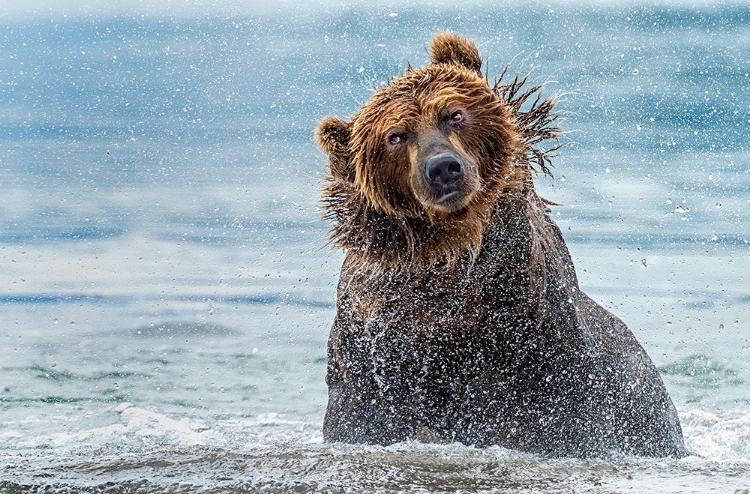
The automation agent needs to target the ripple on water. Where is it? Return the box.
[660,354,744,388]
[0,405,749,493]
[1,441,748,493]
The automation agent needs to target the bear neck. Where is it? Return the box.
[323,177,551,281]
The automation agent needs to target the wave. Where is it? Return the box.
[681,408,750,461]
[1,404,749,492]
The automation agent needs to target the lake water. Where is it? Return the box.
[1,2,749,492]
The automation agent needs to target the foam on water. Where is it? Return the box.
[5,403,749,462]
[2,404,750,492]
[682,409,750,461]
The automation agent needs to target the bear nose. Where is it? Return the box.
[424,152,465,191]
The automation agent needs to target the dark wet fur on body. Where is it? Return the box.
[317,33,687,457]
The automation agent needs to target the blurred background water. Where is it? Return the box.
[1,1,749,492]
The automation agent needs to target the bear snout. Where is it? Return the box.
[423,152,465,197]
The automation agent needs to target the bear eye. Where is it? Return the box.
[387,132,408,146]
[448,110,465,126]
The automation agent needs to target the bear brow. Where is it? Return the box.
[424,89,473,112]
[375,100,421,130]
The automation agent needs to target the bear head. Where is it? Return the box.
[317,32,559,270]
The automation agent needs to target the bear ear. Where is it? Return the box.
[429,32,483,75]
[315,116,355,181]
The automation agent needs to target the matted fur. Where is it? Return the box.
[317,33,687,458]
[319,35,560,272]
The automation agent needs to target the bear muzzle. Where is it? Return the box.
[424,152,465,195]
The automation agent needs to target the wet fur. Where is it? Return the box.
[317,32,687,457]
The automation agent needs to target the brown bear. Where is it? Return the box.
[315,32,687,458]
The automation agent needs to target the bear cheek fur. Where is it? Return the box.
[350,108,424,218]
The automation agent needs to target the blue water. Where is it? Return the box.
[1,2,750,492]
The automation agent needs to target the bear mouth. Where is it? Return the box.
[434,191,462,205]
[427,189,474,213]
